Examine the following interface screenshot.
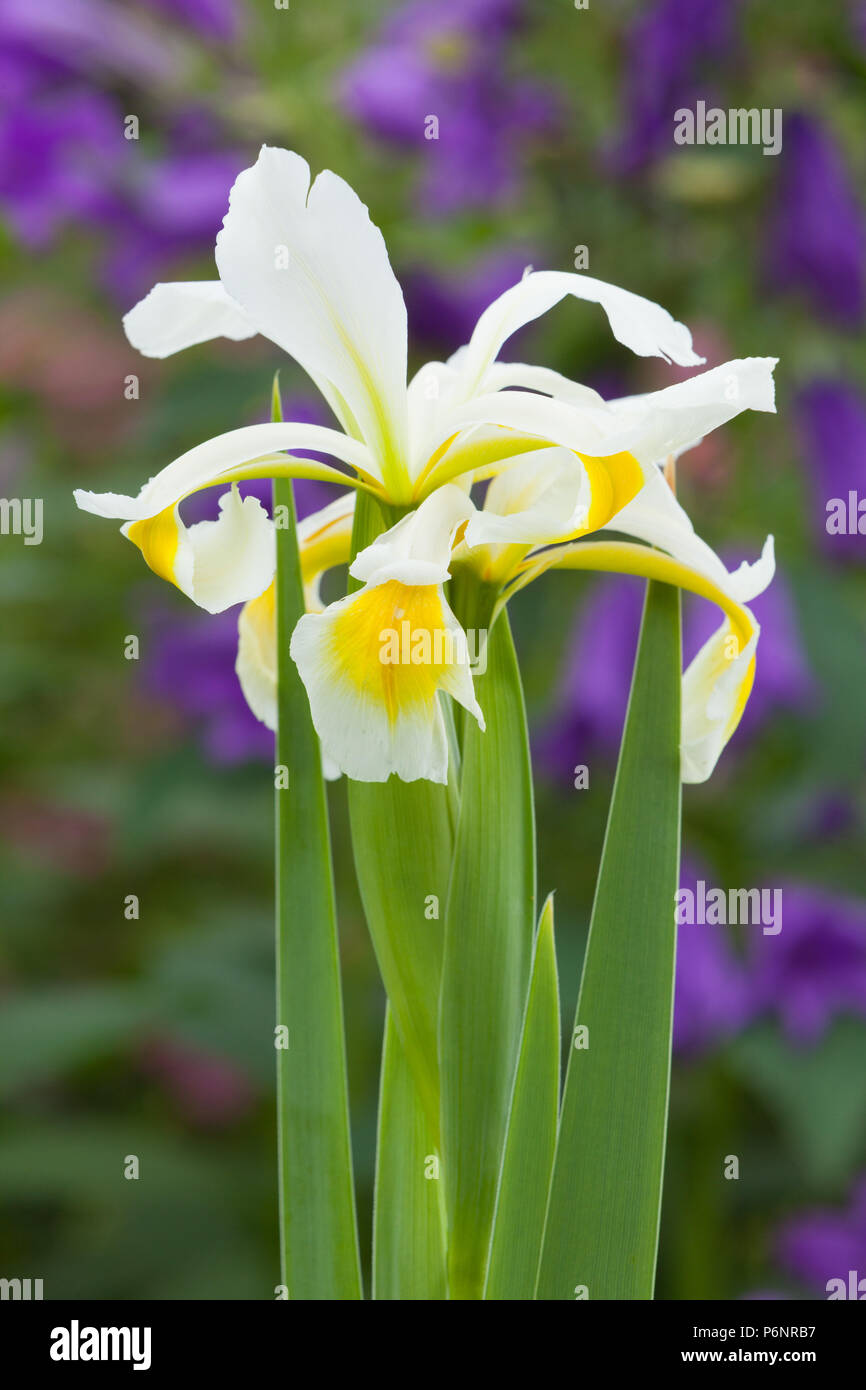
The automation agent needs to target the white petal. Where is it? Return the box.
[123,281,257,358]
[122,486,275,614]
[481,361,607,410]
[454,269,704,402]
[602,357,778,466]
[349,483,474,588]
[74,421,376,522]
[236,583,276,729]
[424,358,778,474]
[462,447,590,548]
[215,146,408,473]
[681,618,759,783]
[290,580,483,783]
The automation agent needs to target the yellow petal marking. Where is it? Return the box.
[126,505,183,589]
[576,450,645,533]
[329,580,455,724]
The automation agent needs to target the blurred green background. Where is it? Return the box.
[1,0,865,1299]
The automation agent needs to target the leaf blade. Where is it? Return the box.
[439,606,537,1299]
[537,579,682,1301]
[273,450,361,1298]
[485,893,560,1301]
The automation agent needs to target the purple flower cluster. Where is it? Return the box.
[403,246,535,355]
[339,0,555,215]
[764,114,866,328]
[674,864,754,1055]
[609,0,740,174]
[796,380,866,562]
[674,874,866,1058]
[776,1176,866,1295]
[0,0,245,300]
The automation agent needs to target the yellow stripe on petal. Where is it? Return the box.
[576,450,644,533]
[126,505,184,588]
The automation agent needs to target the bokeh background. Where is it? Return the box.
[1,0,865,1300]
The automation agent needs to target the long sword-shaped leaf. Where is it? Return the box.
[440,599,536,1300]
[537,579,681,1301]
[373,1008,448,1300]
[347,491,456,1138]
[485,893,560,1301]
[273,379,361,1299]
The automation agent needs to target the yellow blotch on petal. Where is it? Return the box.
[577,450,644,533]
[126,505,182,589]
[330,580,457,724]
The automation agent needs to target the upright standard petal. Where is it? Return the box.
[123,281,257,358]
[215,146,409,489]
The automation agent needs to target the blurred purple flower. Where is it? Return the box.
[537,561,812,783]
[796,380,866,562]
[103,146,248,300]
[0,0,180,84]
[609,0,740,173]
[0,88,123,245]
[142,0,239,41]
[404,246,534,354]
[339,0,555,215]
[144,606,275,765]
[0,2,247,299]
[764,114,865,327]
[674,862,755,1055]
[534,574,643,782]
[748,886,866,1043]
[776,1176,866,1295]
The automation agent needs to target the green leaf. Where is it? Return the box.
[372,1008,448,1300]
[537,579,682,1301]
[347,490,456,1138]
[485,893,560,1301]
[439,600,536,1299]
[273,376,361,1300]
